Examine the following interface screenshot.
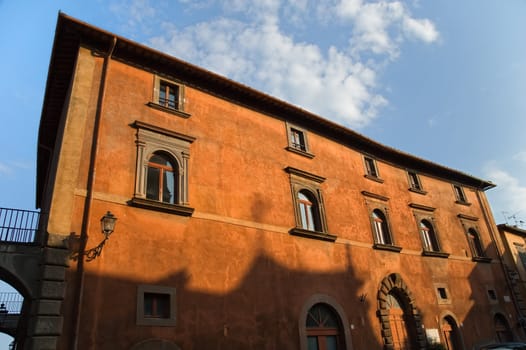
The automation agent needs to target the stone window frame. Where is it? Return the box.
[285,122,314,158]
[410,204,449,258]
[298,294,353,350]
[147,75,191,119]
[363,155,383,183]
[362,191,402,253]
[130,121,195,216]
[136,284,177,327]
[434,283,452,305]
[458,214,492,263]
[407,170,427,195]
[285,167,335,242]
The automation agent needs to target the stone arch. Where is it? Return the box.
[377,273,426,349]
[438,311,465,350]
[130,338,181,350]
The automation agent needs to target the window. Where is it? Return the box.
[137,285,176,326]
[467,228,484,258]
[298,190,320,231]
[146,152,177,204]
[285,167,335,242]
[306,304,345,350]
[159,80,180,110]
[453,184,469,204]
[487,289,497,301]
[286,123,314,158]
[420,219,440,252]
[147,76,190,118]
[131,121,195,216]
[363,156,383,182]
[407,171,425,193]
[144,292,170,319]
[372,209,393,245]
[434,284,451,304]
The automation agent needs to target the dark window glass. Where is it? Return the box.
[437,288,448,299]
[144,292,170,318]
[372,209,392,245]
[408,172,422,190]
[468,228,484,257]
[290,128,306,151]
[364,157,378,177]
[159,81,179,110]
[454,185,467,202]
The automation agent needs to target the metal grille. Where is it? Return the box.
[0,207,40,243]
[0,292,23,313]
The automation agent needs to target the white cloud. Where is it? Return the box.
[0,162,11,175]
[484,161,526,221]
[144,0,438,127]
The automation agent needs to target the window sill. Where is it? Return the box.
[373,243,402,253]
[130,197,194,216]
[364,174,384,183]
[146,102,191,119]
[409,188,427,195]
[422,250,450,258]
[472,256,492,263]
[285,146,315,159]
[455,200,471,206]
[289,228,336,242]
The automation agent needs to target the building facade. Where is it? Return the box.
[27,13,522,349]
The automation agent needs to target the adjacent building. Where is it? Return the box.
[18,13,524,349]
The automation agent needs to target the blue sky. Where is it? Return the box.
[0,0,525,345]
[1,1,525,220]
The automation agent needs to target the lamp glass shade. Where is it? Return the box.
[101,211,117,236]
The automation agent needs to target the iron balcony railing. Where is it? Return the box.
[0,207,40,243]
[0,292,23,314]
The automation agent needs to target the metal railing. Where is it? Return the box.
[0,208,40,243]
[0,292,23,314]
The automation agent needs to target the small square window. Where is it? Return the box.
[285,123,314,158]
[434,283,451,304]
[137,285,176,326]
[159,80,180,110]
[144,292,170,319]
[487,289,497,301]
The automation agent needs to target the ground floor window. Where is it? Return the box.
[306,303,345,350]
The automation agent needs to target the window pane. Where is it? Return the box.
[146,166,160,201]
[163,170,175,204]
[307,336,319,350]
[144,293,170,318]
[326,336,338,350]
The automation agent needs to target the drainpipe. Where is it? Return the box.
[69,36,117,350]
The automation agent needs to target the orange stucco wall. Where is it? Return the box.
[46,46,518,350]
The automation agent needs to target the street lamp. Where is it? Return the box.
[71,211,117,262]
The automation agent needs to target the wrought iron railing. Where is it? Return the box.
[0,208,40,243]
[0,292,23,314]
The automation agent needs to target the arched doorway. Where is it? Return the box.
[494,313,513,342]
[377,273,425,350]
[306,303,345,350]
[441,316,462,350]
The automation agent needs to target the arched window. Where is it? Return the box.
[467,228,484,257]
[306,303,345,350]
[146,152,178,204]
[372,209,392,245]
[420,220,440,252]
[298,190,321,232]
